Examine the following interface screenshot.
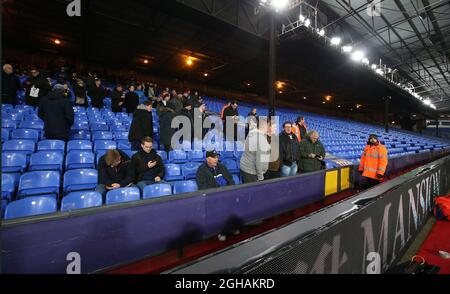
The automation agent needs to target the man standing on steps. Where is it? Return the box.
[359,134,388,189]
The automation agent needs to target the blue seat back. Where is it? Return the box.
[18,171,61,198]
[4,196,57,219]
[61,191,103,211]
[63,169,98,193]
[67,140,92,152]
[65,152,95,170]
[143,183,173,199]
[2,152,27,173]
[106,187,141,205]
[173,180,198,194]
[182,162,201,180]
[29,151,64,171]
[37,140,65,152]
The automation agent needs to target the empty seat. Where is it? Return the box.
[2,140,35,156]
[182,162,201,180]
[164,164,183,181]
[2,173,15,201]
[63,169,98,194]
[29,151,64,171]
[90,124,109,132]
[222,159,239,174]
[156,150,168,163]
[93,131,113,140]
[65,151,95,170]
[19,120,44,131]
[4,196,57,219]
[2,128,10,141]
[70,130,91,140]
[61,191,103,212]
[106,187,140,205]
[2,152,27,173]
[10,129,40,142]
[37,140,65,152]
[143,183,173,199]
[18,171,60,198]
[2,119,17,131]
[169,150,187,163]
[173,180,198,194]
[114,132,129,140]
[188,150,204,162]
[117,141,131,150]
[67,140,93,152]
[94,140,116,153]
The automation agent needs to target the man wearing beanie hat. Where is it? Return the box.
[37,84,74,141]
[359,134,388,188]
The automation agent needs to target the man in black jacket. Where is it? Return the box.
[279,121,300,177]
[131,137,165,191]
[196,150,235,190]
[95,149,136,199]
[128,101,153,150]
[124,85,139,114]
[23,67,51,107]
[2,64,20,105]
[37,84,74,141]
[223,100,239,141]
[111,84,125,113]
[88,78,105,108]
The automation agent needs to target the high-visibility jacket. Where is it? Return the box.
[292,123,307,142]
[359,143,388,180]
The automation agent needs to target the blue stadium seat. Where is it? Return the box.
[70,130,91,140]
[65,151,95,170]
[114,132,129,140]
[61,191,103,212]
[11,129,40,142]
[221,159,239,174]
[2,128,10,141]
[63,169,98,194]
[19,120,44,132]
[169,150,188,163]
[173,180,198,194]
[29,151,64,171]
[105,187,141,205]
[93,131,113,141]
[188,150,205,162]
[2,140,35,155]
[94,140,116,153]
[2,152,27,173]
[156,150,168,163]
[182,162,201,180]
[2,119,17,131]
[117,141,131,150]
[90,123,109,132]
[164,164,183,181]
[37,140,65,152]
[4,196,57,219]
[67,140,92,152]
[2,173,15,201]
[143,183,173,199]
[18,171,60,198]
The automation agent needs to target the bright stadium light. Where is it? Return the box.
[361,58,370,65]
[423,99,431,105]
[330,37,341,46]
[351,50,365,62]
[304,18,311,27]
[318,28,325,36]
[371,64,377,70]
[376,68,383,75]
[342,45,353,53]
[262,0,289,11]
[299,14,306,22]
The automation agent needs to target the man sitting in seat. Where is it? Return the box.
[95,149,135,199]
[131,136,165,191]
[196,150,235,190]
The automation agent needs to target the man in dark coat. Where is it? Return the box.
[168,93,183,113]
[124,85,139,114]
[223,100,239,141]
[157,94,175,152]
[88,78,106,108]
[279,121,300,177]
[111,84,125,113]
[299,130,326,173]
[196,150,235,190]
[2,64,20,105]
[37,84,74,141]
[73,78,87,107]
[23,68,51,107]
[95,149,136,199]
[128,101,153,150]
[131,137,165,192]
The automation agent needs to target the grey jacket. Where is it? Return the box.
[239,130,271,181]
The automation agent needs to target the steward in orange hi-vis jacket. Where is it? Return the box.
[359,134,388,186]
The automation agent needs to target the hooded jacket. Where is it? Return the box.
[37,85,74,140]
[359,139,388,180]
[128,105,153,142]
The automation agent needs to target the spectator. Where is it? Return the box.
[95,149,135,199]
[246,108,258,136]
[124,85,139,114]
[223,100,239,141]
[85,71,96,93]
[23,67,51,107]
[128,101,153,151]
[73,78,87,107]
[131,137,165,191]
[147,82,155,98]
[264,122,281,180]
[89,78,106,108]
[292,116,308,142]
[2,64,20,105]
[279,121,300,177]
[168,93,183,113]
[220,101,231,120]
[37,84,74,141]
[196,150,235,190]
[239,118,271,183]
[111,84,125,113]
[193,101,209,141]
[299,130,326,173]
[59,79,73,100]
[359,134,388,188]
[157,94,176,152]
[135,84,146,104]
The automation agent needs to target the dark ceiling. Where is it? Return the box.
[2,0,445,118]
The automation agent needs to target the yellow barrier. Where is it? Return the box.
[325,166,352,197]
